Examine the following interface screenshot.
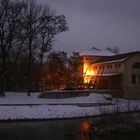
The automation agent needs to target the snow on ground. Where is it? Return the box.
[0,92,111,104]
[0,92,140,120]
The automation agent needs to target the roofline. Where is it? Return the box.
[81,55,107,57]
[92,58,126,65]
[92,51,140,64]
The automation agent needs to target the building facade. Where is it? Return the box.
[81,48,140,99]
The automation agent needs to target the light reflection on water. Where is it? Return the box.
[79,121,92,140]
[0,118,139,140]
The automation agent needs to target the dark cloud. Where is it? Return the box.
[39,0,140,54]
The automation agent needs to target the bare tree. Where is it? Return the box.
[0,0,26,96]
[37,7,68,89]
[0,0,68,95]
[22,0,43,96]
[106,46,120,54]
[23,0,68,95]
[67,52,83,89]
[45,51,68,89]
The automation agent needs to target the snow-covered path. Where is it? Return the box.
[0,92,140,120]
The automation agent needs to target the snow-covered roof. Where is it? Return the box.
[80,47,115,56]
[92,51,140,64]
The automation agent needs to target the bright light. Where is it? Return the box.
[83,64,94,76]
[83,64,94,83]
[85,70,94,76]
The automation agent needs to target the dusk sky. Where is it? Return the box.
[40,0,140,54]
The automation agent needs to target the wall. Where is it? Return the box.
[92,62,124,76]
[123,54,140,99]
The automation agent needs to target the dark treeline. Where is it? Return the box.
[6,51,82,91]
[44,51,83,90]
[0,0,69,96]
[5,51,83,93]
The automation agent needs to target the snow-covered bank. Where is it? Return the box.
[0,92,140,120]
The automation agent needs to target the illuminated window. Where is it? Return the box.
[132,74,136,84]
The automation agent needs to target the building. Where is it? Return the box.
[80,47,140,99]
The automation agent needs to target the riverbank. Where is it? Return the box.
[0,92,140,121]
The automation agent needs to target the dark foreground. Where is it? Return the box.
[0,114,140,140]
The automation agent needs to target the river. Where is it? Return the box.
[0,118,139,140]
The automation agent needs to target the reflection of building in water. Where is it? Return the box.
[80,47,140,99]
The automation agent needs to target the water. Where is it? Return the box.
[0,118,139,140]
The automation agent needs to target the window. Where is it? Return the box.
[139,75,140,84]
[107,65,109,69]
[115,64,118,68]
[132,62,140,69]
[131,74,136,84]
[110,64,112,69]
[119,64,121,68]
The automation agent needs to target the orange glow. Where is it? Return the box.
[47,75,52,81]
[83,64,88,74]
[83,63,95,83]
[85,69,94,76]
[84,77,90,83]
[83,64,94,75]
[80,121,90,133]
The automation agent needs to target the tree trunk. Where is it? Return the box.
[0,75,5,96]
[27,43,32,96]
[38,53,44,92]
[0,55,6,96]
